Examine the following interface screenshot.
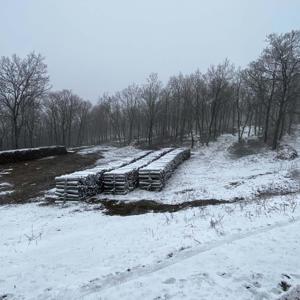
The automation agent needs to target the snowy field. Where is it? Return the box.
[1,133,300,299]
[96,134,300,204]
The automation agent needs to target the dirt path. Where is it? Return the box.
[0,152,102,204]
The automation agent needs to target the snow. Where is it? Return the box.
[56,147,149,180]
[0,168,12,176]
[0,182,12,187]
[0,190,13,196]
[38,156,56,160]
[77,145,115,155]
[1,132,300,299]
[0,195,300,299]
[139,148,185,171]
[95,215,300,300]
[278,285,300,300]
[105,148,173,175]
[276,144,298,160]
[93,146,147,166]
[96,134,300,204]
[0,169,14,199]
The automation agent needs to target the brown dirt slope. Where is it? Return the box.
[0,151,102,204]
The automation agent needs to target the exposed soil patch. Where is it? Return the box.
[256,189,299,199]
[0,152,102,204]
[90,198,232,216]
[84,188,299,216]
[40,185,300,215]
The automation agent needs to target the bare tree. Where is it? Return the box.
[206,59,234,144]
[44,90,88,146]
[141,73,162,146]
[121,84,141,143]
[265,31,300,149]
[0,53,50,148]
[1,31,299,151]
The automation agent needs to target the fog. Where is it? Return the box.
[1,0,299,102]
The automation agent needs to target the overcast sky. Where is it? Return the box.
[1,0,300,102]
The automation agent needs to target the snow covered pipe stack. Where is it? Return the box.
[103,148,174,195]
[55,167,107,201]
[139,148,191,191]
[55,150,151,201]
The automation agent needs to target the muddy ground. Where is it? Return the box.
[91,198,231,216]
[0,151,102,204]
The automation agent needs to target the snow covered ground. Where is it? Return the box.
[0,195,300,299]
[0,169,14,197]
[78,145,144,166]
[1,133,300,299]
[96,134,300,204]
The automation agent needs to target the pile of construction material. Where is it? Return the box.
[103,148,173,195]
[55,151,151,201]
[139,148,191,191]
[0,146,67,164]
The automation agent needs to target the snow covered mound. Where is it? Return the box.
[276,144,298,161]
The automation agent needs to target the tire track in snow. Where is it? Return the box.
[76,216,300,298]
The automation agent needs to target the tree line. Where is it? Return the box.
[0,30,300,150]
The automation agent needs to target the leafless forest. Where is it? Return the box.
[0,30,300,150]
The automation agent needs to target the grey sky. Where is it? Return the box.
[1,0,300,102]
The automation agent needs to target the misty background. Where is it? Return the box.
[1,0,300,102]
